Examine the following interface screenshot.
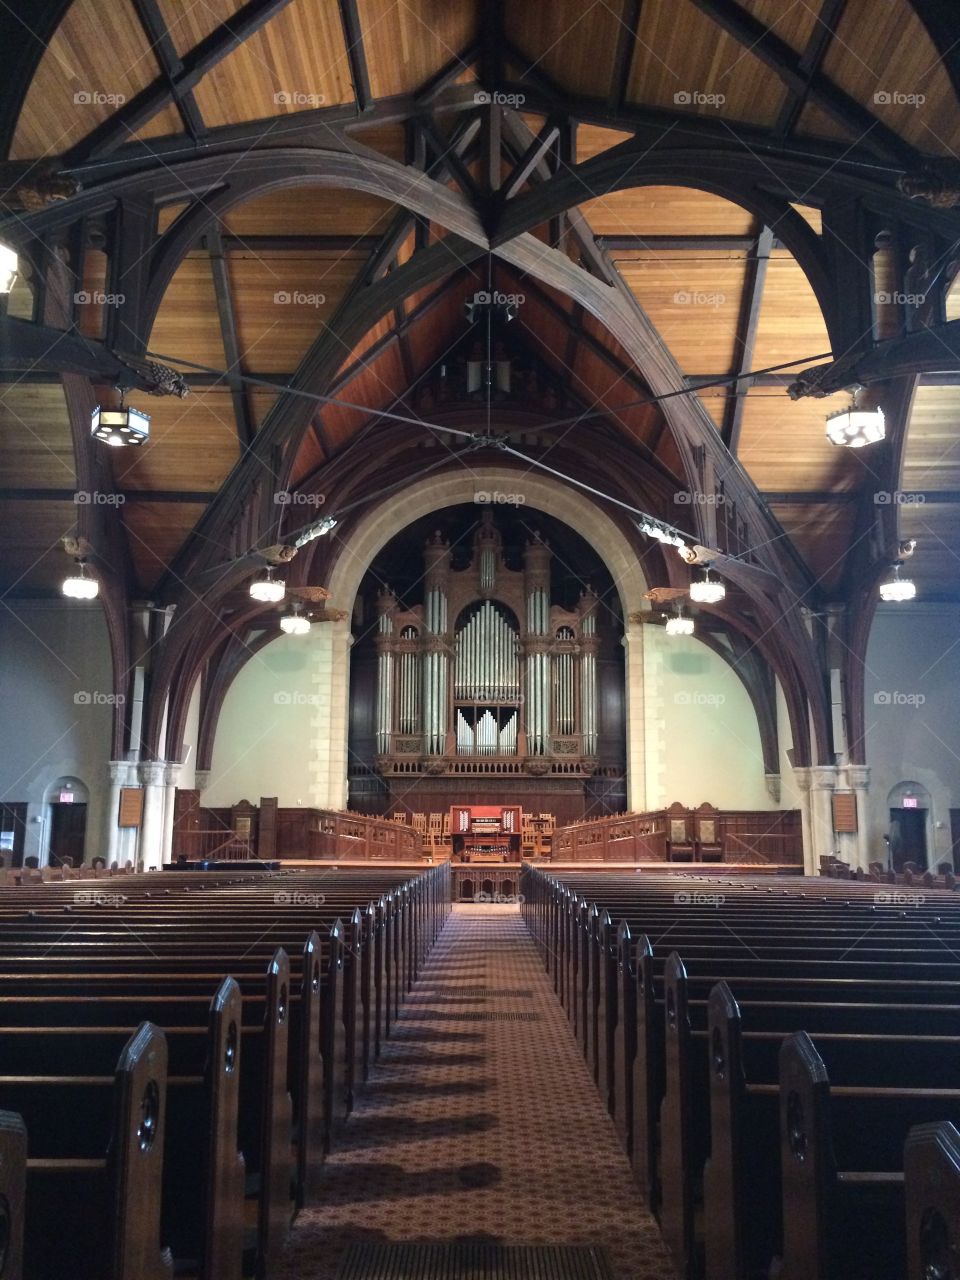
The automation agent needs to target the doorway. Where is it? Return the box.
[49,802,87,867]
[888,807,927,871]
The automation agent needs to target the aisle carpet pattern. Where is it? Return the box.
[278,904,676,1280]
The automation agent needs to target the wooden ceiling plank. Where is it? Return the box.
[725,225,774,454]
[775,0,847,137]
[687,0,916,164]
[66,0,297,163]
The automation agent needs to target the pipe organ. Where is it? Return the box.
[374,511,602,781]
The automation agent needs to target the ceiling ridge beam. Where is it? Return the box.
[686,0,916,165]
[63,0,297,164]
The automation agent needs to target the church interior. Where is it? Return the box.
[0,0,959,1276]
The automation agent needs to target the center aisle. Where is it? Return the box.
[279,903,676,1280]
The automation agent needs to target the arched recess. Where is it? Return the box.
[324,465,650,809]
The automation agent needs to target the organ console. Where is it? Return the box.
[450,805,522,862]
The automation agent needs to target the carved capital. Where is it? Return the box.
[847,765,871,790]
[140,761,167,788]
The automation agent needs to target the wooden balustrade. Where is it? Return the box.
[552,803,802,864]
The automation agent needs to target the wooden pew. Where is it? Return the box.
[21,1022,172,1280]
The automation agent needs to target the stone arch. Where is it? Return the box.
[322,465,649,810]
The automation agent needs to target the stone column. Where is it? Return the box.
[848,765,872,871]
[622,620,646,812]
[138,761,167,870]
[105,760,132,867]
[792,767,814,874]
[810,764,840,874]
[161,763,181,866]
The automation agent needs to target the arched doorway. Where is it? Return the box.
[43,776,89,868]
[886,781,931,871]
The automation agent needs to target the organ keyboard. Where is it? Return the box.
[450,805,522,862]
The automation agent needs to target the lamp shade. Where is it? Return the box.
[62,562,98,600]
[665,614,694,636]
[825,405,885,448]
[689,574,725,604]
[91,403,150,447]
[280,611,310,635]
[250,571,285,603]
[879,566,916,602]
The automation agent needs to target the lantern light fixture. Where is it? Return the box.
[689,569,726,604]
[826,385,885,448]
[249,568,285,603]
[91,390,150,447]
[879,563,916,602]
[665,604,695,636]
[279,601,310,634]
[61,559,99,600]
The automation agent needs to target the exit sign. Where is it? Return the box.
[902,797,918,809]
[58,791,75,804]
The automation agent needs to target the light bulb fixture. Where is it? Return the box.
[665,604,694,636]
[280,601,310,634]
[0,243,18,295]
[62,559,99,600]
[689,570,726,604]
[91,390,150,447]
[294,515,338,548]
[826,386,885,448]
[249,568,285,603]
[638,517,685,549]
[879,563,916,602]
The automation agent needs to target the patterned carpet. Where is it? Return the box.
[278,905,677,1280]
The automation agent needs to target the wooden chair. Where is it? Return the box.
[665,803,695,861]
[693,802,723,862]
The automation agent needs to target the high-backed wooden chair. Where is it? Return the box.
[411,813,427,836]
[665,802,695,862]
[693,802,723,862]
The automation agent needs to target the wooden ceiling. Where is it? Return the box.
[2,0,959,601]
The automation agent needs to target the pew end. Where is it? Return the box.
[904,1121,960,1280]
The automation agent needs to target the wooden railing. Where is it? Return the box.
[551,805,803,864]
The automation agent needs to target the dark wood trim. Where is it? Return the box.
[687,0,915,164]
[64,0,297,163]
[206,225,255,449]
[908,0,960,104]
[775,0,847,137]
[130,0,206,142]
[609,0,642,111]
[0,488,218,503]
[724,225,774,453]
[337,0,372,113]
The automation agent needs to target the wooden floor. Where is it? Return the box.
[278,904,676,1280]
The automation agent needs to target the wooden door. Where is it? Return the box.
[49,803,87,867]
[172,789,201,859]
